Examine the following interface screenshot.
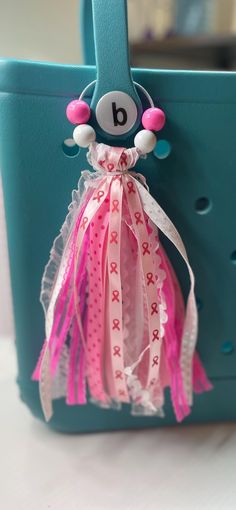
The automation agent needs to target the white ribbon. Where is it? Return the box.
[136,181,198,405]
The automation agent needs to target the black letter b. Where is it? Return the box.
[112,102,128,126]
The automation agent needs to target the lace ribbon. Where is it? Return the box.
[136,182,198,405]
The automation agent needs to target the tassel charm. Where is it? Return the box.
[33,141,212,422]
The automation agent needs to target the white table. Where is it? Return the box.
[1,338,236,510]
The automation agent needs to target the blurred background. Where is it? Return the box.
[1,0,236,338]
[1,0,236,68]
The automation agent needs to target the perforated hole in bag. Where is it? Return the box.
[195,197,212,215]
[221,341,234,355]
[62,139,80,157]
[154,139,171,160]
[230,250,236,265]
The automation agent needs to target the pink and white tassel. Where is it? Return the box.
[33,141,212,422]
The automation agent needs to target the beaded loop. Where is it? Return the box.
[67,80,165,154]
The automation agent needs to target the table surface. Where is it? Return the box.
[1,338,236,510]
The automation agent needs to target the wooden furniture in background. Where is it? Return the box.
[131,35,236,70]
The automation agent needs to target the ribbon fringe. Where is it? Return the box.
[33,143,212,422]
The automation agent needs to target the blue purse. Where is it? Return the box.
[1,0,236,432]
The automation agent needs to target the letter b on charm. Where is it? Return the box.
[96,91,138,135]
[112,102,127,126]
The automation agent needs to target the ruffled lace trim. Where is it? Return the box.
[40,171,103,317]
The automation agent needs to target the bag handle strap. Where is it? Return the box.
[80,0,141,113]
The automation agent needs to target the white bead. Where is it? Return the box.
[134,129,157,154]
[73,124,96,147]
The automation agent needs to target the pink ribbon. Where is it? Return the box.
[39,177,111,420]
[108,177,129,402]
[123,175,162,390]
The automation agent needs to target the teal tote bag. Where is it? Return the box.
[1,0,236,432]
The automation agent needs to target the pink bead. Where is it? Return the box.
[142,107,166,131]
[66,99,91,125]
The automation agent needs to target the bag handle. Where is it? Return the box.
[80,0,141,115]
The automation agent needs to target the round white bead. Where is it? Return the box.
[73,124,96,147]
[134,129,157,154]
